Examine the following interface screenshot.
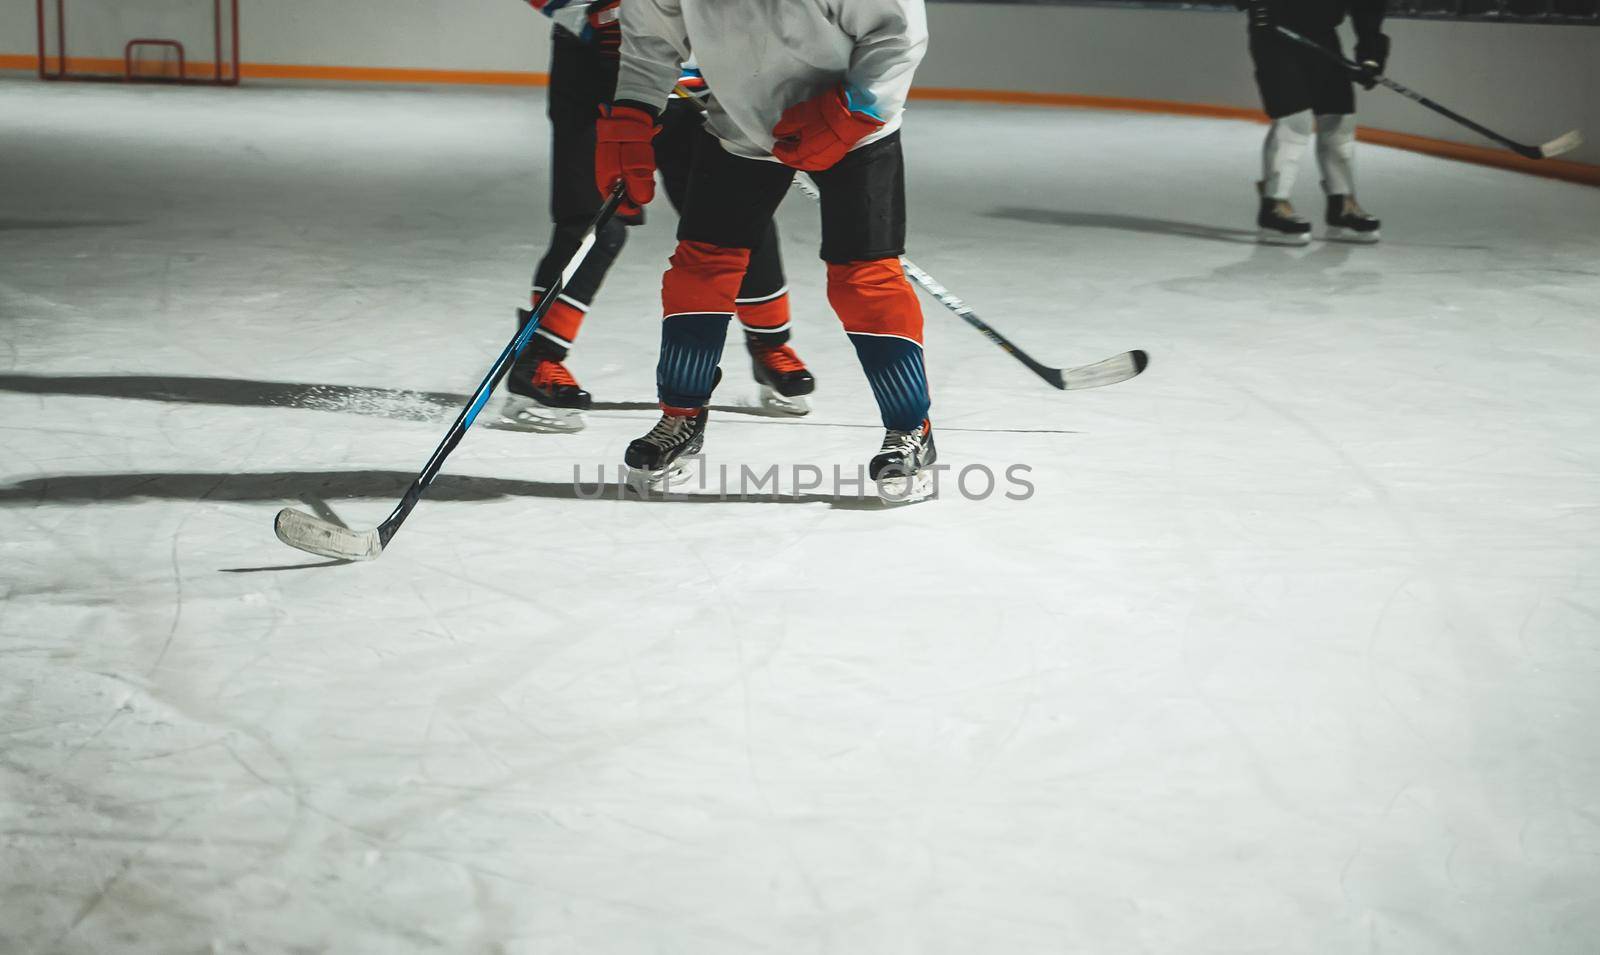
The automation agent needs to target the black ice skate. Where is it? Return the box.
[749,341,816,416]
[1257,196,1312,246]
[1324,193,1381,244]
[624,408,708,490]
[870,419,938,503]
[499,310,591,433]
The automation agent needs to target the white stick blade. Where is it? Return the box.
[1540,130,1583,159]
[1062,350,1150,391]
[274,508,383,561]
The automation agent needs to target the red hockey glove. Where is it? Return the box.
[595,104,658,221]
[582,0,621,56]
[771,86,885,172]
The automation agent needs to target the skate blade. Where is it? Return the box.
[624,462,694,495]
[494,395,586,433]
[758,384,811,417]
[1325,226,1381,244]
[874,470,936,505]
[1258,229,1312,247]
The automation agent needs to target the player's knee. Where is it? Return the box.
[554,217,627,261]
[1271,109,1316,144]
[662,240,751,317]
[826,258,923,342]
[1315,113,1357,148]
[594,218,628,259]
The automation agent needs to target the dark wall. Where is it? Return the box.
[933,0,1600,26]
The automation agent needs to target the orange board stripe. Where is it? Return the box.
[1355,127,1599,186]
[240,62,548,86]
[910,86,1600,188]
[2,53,1591,186]
[910,85,1264,122]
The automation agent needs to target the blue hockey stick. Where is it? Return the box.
[274,184,627,561]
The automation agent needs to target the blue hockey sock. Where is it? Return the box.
[848,333,931,431]
[657,313,730,409]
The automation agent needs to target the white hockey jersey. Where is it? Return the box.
[615,0,928,162]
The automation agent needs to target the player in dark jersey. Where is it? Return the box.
[506,0,814,432]
[1241,0,1388,244]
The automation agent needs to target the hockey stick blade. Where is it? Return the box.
[1056,349,1150,391]
[1540,130,1583,159]
[274,507,383,561]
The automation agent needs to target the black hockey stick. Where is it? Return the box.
[792,174,1148,391]
[1274,25,1582,160]
[273,184,627,561]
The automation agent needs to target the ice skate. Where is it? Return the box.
[749,341,815,416]
[1257,191,1312,246]
[1324,193,1381,244]
[624,408,708,491]
[870,419,938,504]
[498,312,592,433]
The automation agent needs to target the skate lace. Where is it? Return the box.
[757,345,806,375]
[643,413,695,448]
[1343,197,1369,219]
[878,428,919,455]
[531,360,579,389]
[1272,199,1305,222]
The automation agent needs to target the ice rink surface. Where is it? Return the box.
[2,80,1598,953]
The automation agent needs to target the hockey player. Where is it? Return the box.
[598,0,937,501]
[1241,0,1388,245]
[506,0,815,432]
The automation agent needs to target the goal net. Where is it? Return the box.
[36,0,240,85]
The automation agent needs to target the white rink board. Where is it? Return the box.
[39,0,236,76]
[1,81,1598,954]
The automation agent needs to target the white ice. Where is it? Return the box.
[2,81,1598,954]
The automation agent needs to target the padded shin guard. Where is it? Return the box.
[1261,110,1314,200]
[829,259,930,431]
[1315,113,1358,196]
[657,240,750,408]
[658,314,730,409]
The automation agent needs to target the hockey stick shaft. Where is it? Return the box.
[376,183,626,545]
[1273,25,1568,160]
[896,259,1067,388]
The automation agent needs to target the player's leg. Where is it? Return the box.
[1249,27,1317,245]
[506,30,627,431]
[737,226,815,416]
[1311,43,1381,243]
[809,132,936,502]
[656,98,813,415]
[623,130,793,485]
[653,96,700,213]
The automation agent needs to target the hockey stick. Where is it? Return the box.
[793,173,1148,391]
[273,184,628,561]
[900,258,1148,390]
[1274,25,1582,160]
